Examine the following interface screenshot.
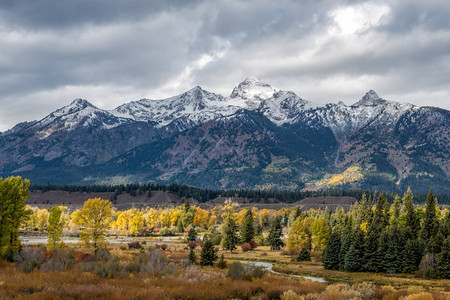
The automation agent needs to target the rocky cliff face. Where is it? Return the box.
[1,79,448,193]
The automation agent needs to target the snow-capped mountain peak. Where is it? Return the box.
[230,77,279,100]
[35,98,130,132]
[51,98,97,117]
[352,90,387,107]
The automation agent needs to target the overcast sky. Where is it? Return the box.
[1,0,449,131]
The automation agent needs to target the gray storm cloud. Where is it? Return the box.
[0,0,449,131]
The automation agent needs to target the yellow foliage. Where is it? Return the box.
[287,216,313,250]
[75,198,112,251]
[158,210,170,228]
[360,221,368,232]
[145,208,159,227]
[116,211,130,231]
[311,217,330,250]
[281,289,304,300]
[325,165,363,186]
[235,209,248,227]
[169,209,183,227]
[129,211,144,235]
[209,215,217,227]
[193,207,210,228]
[402,292,434,300]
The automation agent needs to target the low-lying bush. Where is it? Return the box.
[227,261,267,281]
[241,243,252,252]
[128,241,142,250]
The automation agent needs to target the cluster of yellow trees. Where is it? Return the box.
[23,197,339,255]
[23,200,289,235]
[287,209,331,251]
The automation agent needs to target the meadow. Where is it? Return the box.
[1,243,449,299]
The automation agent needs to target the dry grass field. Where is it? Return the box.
[1,243,449,299]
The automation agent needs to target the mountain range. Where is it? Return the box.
[1,78,449,193]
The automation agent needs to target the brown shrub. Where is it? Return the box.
[128,241,142,250]
[241,243,252,252]
[402,292,434,300]
[155,244,168,251]
[188,241,198,249]
[281,248,299,256]
[74,252,91,262]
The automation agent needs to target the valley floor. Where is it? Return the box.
[1,242,449,299]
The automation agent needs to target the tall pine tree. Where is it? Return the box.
[403,187,419,239]
[421,189,439,247]
[222,213,239,252]
[437,236,450,279]
[240,209,255,244]
[339,216,353,270]
[402,238,422,274]
[344,229,365,272]
[200,239,217,266]
[364,194,388,272]
[267,216,284,250]
[384,223,405,274]
[322,230,341,270]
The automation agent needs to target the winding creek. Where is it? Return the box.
[240,260,330,283]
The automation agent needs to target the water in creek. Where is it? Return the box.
[240,260,329,283]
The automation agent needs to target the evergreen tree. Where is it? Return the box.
[428,229,444,254]
[188,248,196,264]
[364,194,388,272]
[392,195,401,220]
[403,238,422,274]
[437,236,450,279]
[47,206,65,250]
[403,188,419,239]
[240,209,255,243]
[217,253,227,269]
[384,225,404,274]
[420,189,439,245]
[344,229,365,272]
[177,219,184,233]
[187,226,197,242]
[354,193,372,228]
[222,213,239,252]
[297,247,311,261]
[267,216,284,250]
[374,230,388,273]
[442,211,450,237]
[339,217,353,270]
[200,239,217,266]
[255,224,263,236]
[322,231,341,270]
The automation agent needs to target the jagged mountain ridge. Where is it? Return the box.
[0,78,448,193]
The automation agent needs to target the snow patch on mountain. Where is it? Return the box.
[33,99,131,132]
[307,91,416,140]
[112,78,318,128]
[112,86,240,128]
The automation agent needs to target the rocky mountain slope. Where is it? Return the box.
[0,78,448,193]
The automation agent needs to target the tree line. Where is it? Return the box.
[29,183,450,204]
